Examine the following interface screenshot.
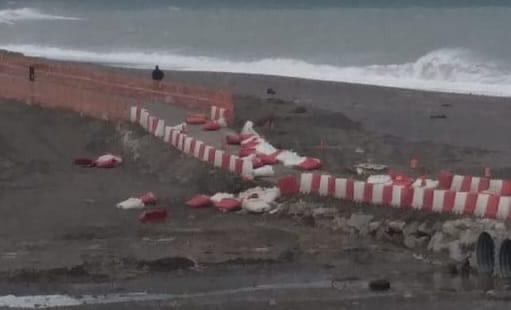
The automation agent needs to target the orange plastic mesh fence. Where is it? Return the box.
[0,51,234,121]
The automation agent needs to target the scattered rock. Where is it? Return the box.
[446,263,459,276]
[347,213,374,236]
[417,222,434,236]
[403,235,430,249]
[375,225,390,241]
[428,232,448,253]
[269,204,288,216]
[293,106,307,114]
[288,201,310,216]
[369,279,390,291]
[459,229,481,248]
[312,207,338,219]
[430,114,447,119]
[369,221,381,234]
[442,218,474,237]
[387,221,406,234]
[331,216,348,232]
[442,221,461,238]
[448,240,464,262]
[402,221,419,237]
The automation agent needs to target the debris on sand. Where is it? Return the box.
[293,106,307,114]
[186,195,213,208]
[240,187,280,213]
[355,163,387,175]
[117,192,157,210]
[368,279,391,291]
[188,187,280,214]
[138,208,168,223]
[214,198,242,213]
[355,147,365,154]
[74,154,123,168]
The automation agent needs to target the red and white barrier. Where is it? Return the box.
[130,106,253,179]
[496,196,511,220]
[449,175,489,193]
[130,106,140,123]
[291,172,511,220]
[488,179,511,196]
[211,106,226,124]
[297,173,413,208]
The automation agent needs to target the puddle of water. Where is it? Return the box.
[0,281,334,308]
[415,270,511,293]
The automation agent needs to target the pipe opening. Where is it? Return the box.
[499,239,511,278]
[476,232,495,274]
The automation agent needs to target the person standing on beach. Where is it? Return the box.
[152,65,164,88]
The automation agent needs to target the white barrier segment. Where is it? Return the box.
[334,178,347,199]
[318,175,331,196]
[229,155,238,172]
[254,165,274,177]
[211,106,218,120]
[177,134,186,151]
[154,119,165,138]
[470,177,482,192]
[371,184,384,205]
[241,159,254,178]
[193,140,204,158]
[171,130,179,147]
[300,173,313,194]
[489,179,503,194]
[450,175,464,192]
[139,109,149,130]
[202,145,213,162]
[163,126,172,143]
[183,137,193,154]
[432,190,446,213]
[391,186,403,208]
[497,196,511,220]
[452,192,468,215]
[130,106,138,122]
[147,116,156,134]
[474,194,490,218]
[353,181,365,202]
[214,150,223,168]
[411,188,425,210]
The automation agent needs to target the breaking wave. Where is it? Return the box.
[0,8,82,24]
[1,45,510,97]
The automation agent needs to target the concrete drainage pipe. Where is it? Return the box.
[476,232,496,275]
[498,239,511,278]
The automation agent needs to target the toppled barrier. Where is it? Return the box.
[130,106,254,179]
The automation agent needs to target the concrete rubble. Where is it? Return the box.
[266,199,510,265]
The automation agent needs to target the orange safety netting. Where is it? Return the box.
[0,50,234,121]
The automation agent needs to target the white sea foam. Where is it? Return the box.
[1,44,510,97]
[0,8,82,24]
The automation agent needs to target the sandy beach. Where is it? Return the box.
[121,69,509,177]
